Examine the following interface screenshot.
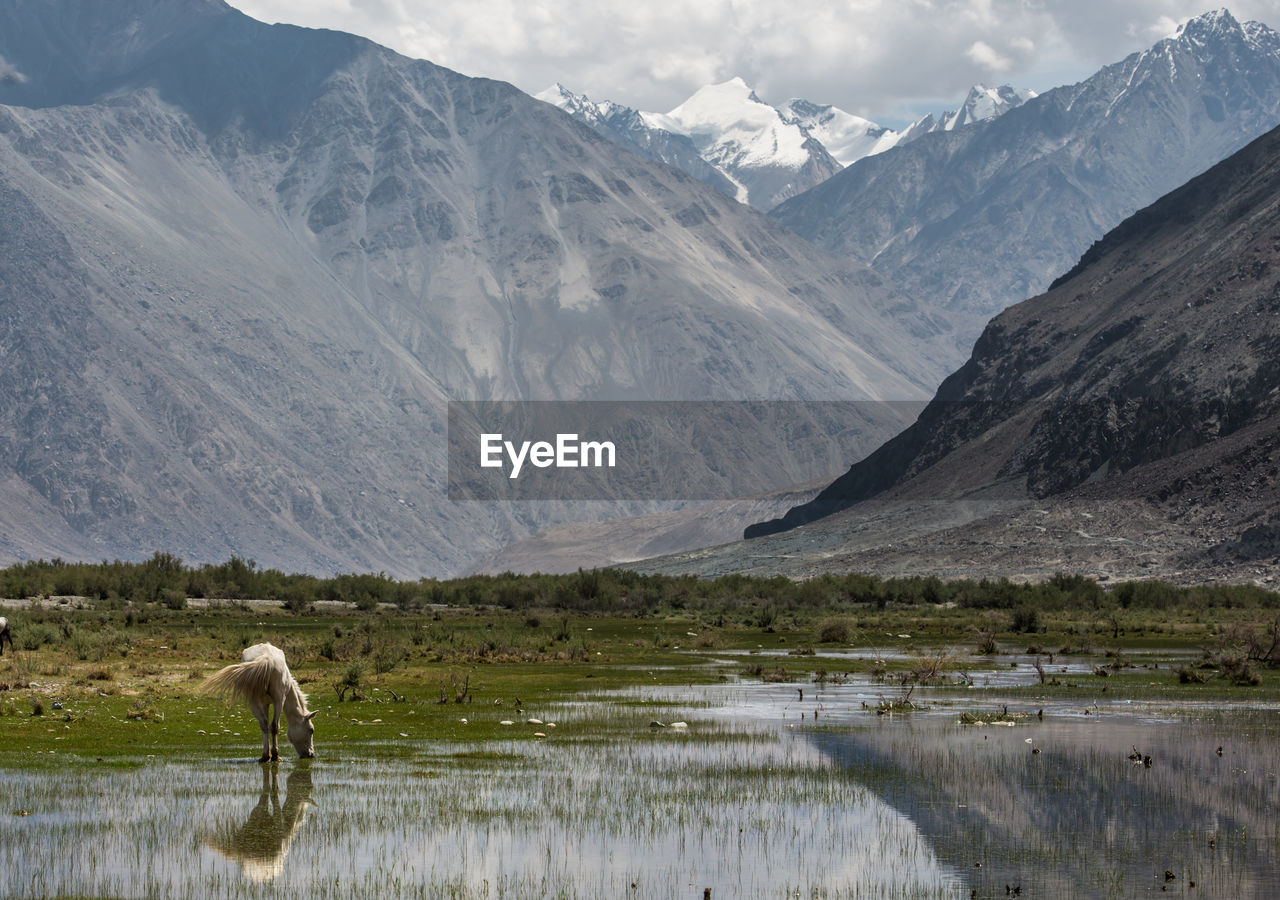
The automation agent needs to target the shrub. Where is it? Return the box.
[283,594,315,614]
[817,618,852,644]
[72,627,132,662]
[1174,666,1207,684]
[975,630,998,655]
[18,623,56,651]
[1217,655,1261,686]
[335,661,364,701]
[372,642,408,675]
[1010,606,1041,634]
[695,632,720,649]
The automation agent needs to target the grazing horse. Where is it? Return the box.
[201,643,317,760]
[0,617,11,655]
[205,764,314,882]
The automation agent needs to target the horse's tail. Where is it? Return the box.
[200,653,277,701]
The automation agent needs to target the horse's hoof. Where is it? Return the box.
[258,756,270,763]
[271,751,280,761]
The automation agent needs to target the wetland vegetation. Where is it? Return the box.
[1,557,1279,897]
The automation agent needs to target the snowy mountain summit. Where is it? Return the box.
[902,84,1037,139]
[778,98,902,166]
[646,78,841,207]
[541,78,839,208]
[540,78,1034,210]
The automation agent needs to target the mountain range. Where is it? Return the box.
[0,0,959,576]
[771,9,1280,321]
[538,78,1035,210]
[5,1,1280,584]
[542,9,1280,336]
[703,115,1280,583]
[484,9,1280,578]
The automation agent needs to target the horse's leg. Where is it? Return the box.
[270,699,281,762]
[248,697,271,763]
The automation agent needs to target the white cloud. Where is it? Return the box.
[0,53,26,85]
[1146,14,1189,39]
[965,40,1013,72]
[230,1,1280,125]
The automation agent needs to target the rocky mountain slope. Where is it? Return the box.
[0,0,959,576]
[708,117,1280,583]
[466,478,831,576]
[772,9,1280,323]
[640,116,1280,583]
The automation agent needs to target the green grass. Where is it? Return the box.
[0,599,1277,768]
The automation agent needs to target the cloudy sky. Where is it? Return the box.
[231,1,1280,125]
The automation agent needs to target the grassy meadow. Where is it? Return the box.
[1,559,1278,763]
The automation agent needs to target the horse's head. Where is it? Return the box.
[287,711,318,758]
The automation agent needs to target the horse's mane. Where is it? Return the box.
[288,679,310,715]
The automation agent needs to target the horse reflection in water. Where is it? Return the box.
[205,764,315,882]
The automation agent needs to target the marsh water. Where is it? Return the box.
[3,662,1279,898]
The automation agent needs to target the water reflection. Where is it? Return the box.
[204,763,314,882]
[3,686,1279,898]
[810,713,1280,897]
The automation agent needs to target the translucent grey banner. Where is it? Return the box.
[447,400,925,501]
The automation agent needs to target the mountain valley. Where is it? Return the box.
[0,0,958,576]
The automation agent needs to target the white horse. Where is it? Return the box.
[0,617,11,655]
[202,643,317,761]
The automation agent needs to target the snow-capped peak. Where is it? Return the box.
[536,83,633,130]
[536,82,601,118]
[654,77,814,169]
[657,79,774,131]
[779,98,901,166]
[1176,7,1240,42]
[939,84,1037,130]
[535,83,577,105]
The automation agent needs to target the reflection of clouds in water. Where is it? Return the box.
[353,736,961,897]
[12,680,1277,897]
[807,712,1280,898]
[443,786,959,896]
[204,764,314,883]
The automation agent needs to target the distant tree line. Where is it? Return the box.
[0,554,1275,620]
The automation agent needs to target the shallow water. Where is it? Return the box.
[1,733,960,898]
[3,679,1279,898]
